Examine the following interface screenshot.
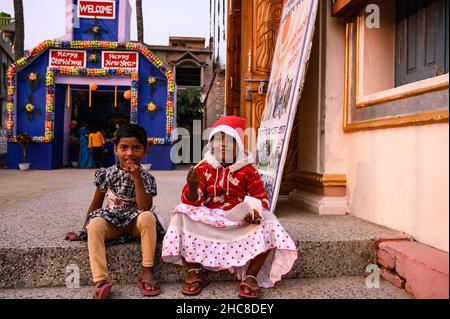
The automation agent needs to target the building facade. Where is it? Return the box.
[149,36,226,147]
[148,37,214,99]
[226,0,449,253]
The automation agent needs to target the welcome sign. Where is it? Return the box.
[256,0,319,213]
[78,0,116,19]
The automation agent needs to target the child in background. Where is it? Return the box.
[162,116,297,298]
[65,124,164,299]
[89,126,105,168]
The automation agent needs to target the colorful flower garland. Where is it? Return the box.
[6,40,175,145]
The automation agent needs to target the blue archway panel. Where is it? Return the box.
[15,51,50,138]
[137,54,168,140]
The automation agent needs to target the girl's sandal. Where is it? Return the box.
[238,275,260,299]
[181,268,210,296]
[93,281,113,299]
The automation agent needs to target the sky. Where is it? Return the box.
[0,0,225,62]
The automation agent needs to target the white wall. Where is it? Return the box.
[344,123,449,252]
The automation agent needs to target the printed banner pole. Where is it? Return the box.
[114,85,117,108]
[67,85,71,108]
[256,0,320,214]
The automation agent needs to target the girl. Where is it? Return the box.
[162,116,297,298]
[65,124,164,299]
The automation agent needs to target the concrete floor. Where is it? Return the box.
[0,276,411,299]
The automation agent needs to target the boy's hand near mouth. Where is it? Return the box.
[123,160,141,180]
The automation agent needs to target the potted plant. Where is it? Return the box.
[16,132,31,171]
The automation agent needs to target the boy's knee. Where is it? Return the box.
[137,211,156,228]
[87,217,108,236]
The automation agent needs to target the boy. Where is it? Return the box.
[65,124,162,298]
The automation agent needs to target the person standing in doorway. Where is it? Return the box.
[79,123,95,168]
[89,126,106,168]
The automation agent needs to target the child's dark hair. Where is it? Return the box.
[114,123,148,149]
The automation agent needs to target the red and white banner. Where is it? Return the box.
[49,49,87,68]
[78,0,116,19]
[102,51,139,70]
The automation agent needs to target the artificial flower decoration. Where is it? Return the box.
[144,102,162,120]
[7,86,14,96]
[148,76,159,96]
[28,72,37,81]
[6,102,13,113]
[46,72,55,86]
[25,103,35,112]
[24,103,40,122]
[147,102,157,112]
[88,54,98,63]
[83,17,109,40]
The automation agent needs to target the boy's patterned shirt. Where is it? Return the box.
[77,164,165,242]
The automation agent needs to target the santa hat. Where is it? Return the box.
[208,115,247,152]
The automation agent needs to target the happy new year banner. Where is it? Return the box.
[102,51,139,70]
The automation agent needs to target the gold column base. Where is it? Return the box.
[291,170,347,197]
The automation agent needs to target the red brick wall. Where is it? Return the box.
[204,70,226,129]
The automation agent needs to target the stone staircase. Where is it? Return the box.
[0,168,411,298]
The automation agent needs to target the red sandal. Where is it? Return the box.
[93,281,113,299]
[238,275,260,299]
[137,278,161,297]
[181,268,210,296]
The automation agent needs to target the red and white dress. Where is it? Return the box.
[162,151,298,288]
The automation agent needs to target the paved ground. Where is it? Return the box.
[0,277,411,299]
[0,166,189,211]
[0,166,188,248]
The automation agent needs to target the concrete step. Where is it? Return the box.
[0,168,408,288]
[377,240,449,299]
[0,276,412,299]
[0,199,408,288]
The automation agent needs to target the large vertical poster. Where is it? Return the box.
[256,0,319,213]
